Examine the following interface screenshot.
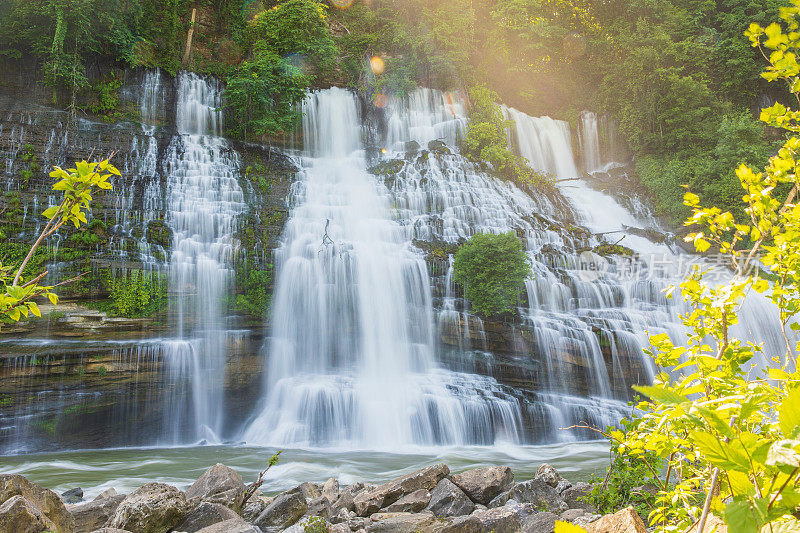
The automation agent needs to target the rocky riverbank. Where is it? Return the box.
[0,462,657,533]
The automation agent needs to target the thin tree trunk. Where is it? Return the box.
[183,8,196,66]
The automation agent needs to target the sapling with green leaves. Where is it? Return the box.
[1,158,118,330]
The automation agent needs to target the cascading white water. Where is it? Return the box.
[244,88,530,448]
[163,72,245,443]
[579,111,602,173]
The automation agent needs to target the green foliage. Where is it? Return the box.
[110,270,168,318]
[303,515,329,533]
[611,10,800,532]
[235,260,273,317]
[86,74,123,115]
[585,418,660,519]
[1,159,117,331]
[453,232,531,317]
[226,0,335,139]
[463,84,554,193]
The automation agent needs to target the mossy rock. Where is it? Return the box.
[368,158,405,177]
[427,139,451,155]
[145,220,173,248]
[593,243,634,256]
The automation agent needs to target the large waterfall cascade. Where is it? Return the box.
[0,71,788,455]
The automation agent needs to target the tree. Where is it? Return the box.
[1,159,117,330]
[226,0,336,138]
[453,232,531,316]
[581,7,800,533]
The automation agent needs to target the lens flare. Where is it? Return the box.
[331,0,354,8]
[283,53,309,75]
[563,33,586,58]
[373,93,389,108]
[370,56,386,75]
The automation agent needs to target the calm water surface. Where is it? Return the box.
[0,442,610,499]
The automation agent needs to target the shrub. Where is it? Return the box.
[453,232,531,316]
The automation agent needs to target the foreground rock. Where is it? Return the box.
[194,517,262,532]
[68,493,125,532]
[0,495,58,533]
[106,482,189,533]
[174,501,240,532]
[450,466,514,505]
[253,490,307,531]
[426,478,474,517]
[585,506,648,533]
[353,463,450,516]
[0,474,75,533]
[366,511,437,532]
[185,463,246,512]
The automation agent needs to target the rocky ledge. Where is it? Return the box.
[0,463,656,533]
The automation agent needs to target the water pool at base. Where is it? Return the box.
[0,442,610,499]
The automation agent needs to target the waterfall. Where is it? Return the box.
[161,72,245,443]
[243,88,533,448]
[579,111,602,173]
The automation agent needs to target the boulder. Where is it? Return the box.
[68,494,126,533]
[253,490,307,531]
[426,479,474,517]
[106,482,189,533]
[534,465,563,488]
[174,501,239,533]
[283,516,333,533]
[574,513,602,528]
[521,511,559,533]
[470,505,522,533]
[241,495,272,522]
[297,482,322,501]
[330,523,351,533]
[0,495,56,533]
[306,496,332,521]
[560,508,589,522]
[436,515,483,533]
[365,511,437,532]
[561,482,592,511]
[62,487,84,504]
[385,489,431,513]
[322,478,339,503]
[185,464,245,511]
[194,517,262,533]
[90,529,133,533]
[555,480,573,494]
[489,479,566,513]
[450,466,513,505]
[95,489,119,501]
[353,463,449,516]
[585,506,647,533]
[0,474,75,533]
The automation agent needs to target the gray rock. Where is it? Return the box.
[95,489,119,501]
[0,474,76,533]
[573,513,602,528]
[561,482,592,511]
[332,490,355,514]
[534,464,562,488]
[330,523,351,533]
[106,482,189,533]
[283,516,333,533]
[67,494,125,533]
[0,495,55,533]
[322,478,340,503]
[185,464,245,512]
[365,511,437,532]
[489,479,566,512]
[242,496,273,522]
[90,529,133,533]
[426,479,474,518]
[353,463,449,516]
[470,505,522,533]
[521,511,559,533]
[560,508,588,522]
[297,482,322,501]
[554,480,572,494]
[253,490,307,531]
[450,466,513,505]
[194,517,263,533]
[62,487,84,504]
[384,489,431,513]
[174,501,239,532]
[307,496,332,521]
[436,515,483,533]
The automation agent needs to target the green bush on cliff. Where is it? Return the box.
[453,232,531,317]
[110,269,167,318]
